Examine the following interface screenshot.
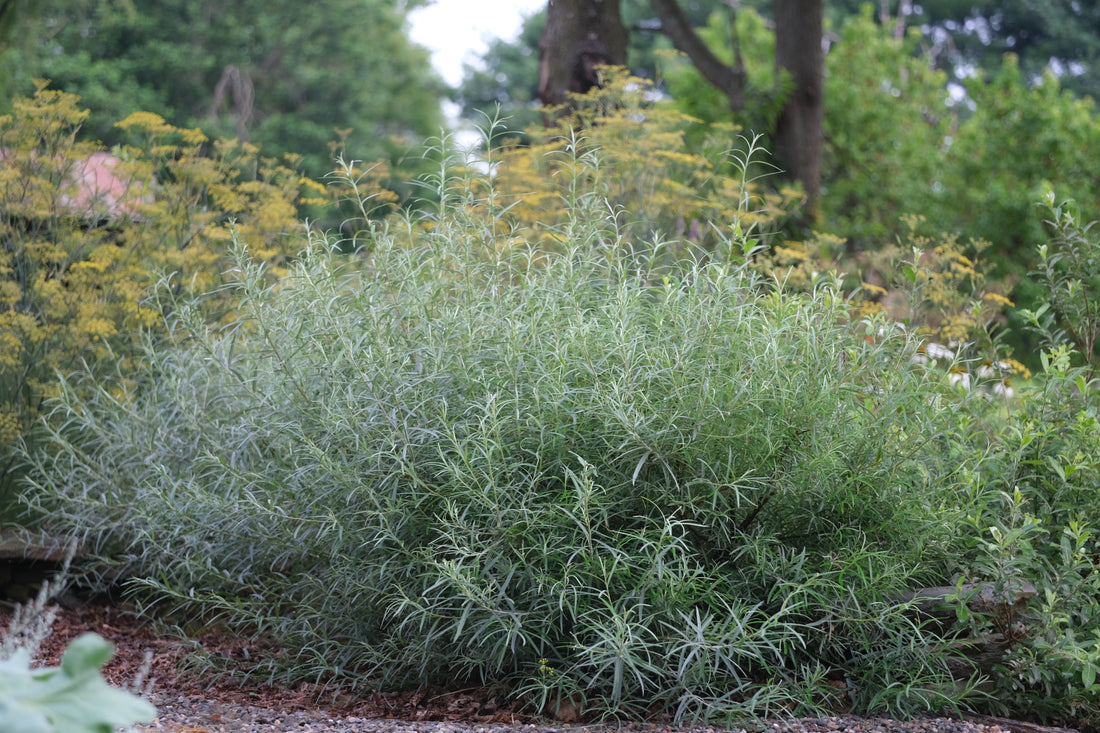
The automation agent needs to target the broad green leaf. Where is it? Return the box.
[0,634,156,733]
[60,634,114,680]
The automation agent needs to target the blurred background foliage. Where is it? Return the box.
[0,0,444,177]
[453,0,1100,351]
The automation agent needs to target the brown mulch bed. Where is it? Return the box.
[0,597,1089,733]
[2,597,535,724]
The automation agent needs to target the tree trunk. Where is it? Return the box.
[538,0,629,108]
[773,0,824,220]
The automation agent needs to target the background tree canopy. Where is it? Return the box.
[455,0,1100,129]
[455,1,1100,355]
[906,0,1100,101]
[0,0,445,175]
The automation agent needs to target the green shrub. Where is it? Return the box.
[932,198,1100,721]
[17,133,996,723]
[950,344,1100,725]
[1020,194,1100,374]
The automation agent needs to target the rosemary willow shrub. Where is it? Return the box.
[21,143,983,721]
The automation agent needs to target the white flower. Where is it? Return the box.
[978,361,1013,379]
[924,342,954,360]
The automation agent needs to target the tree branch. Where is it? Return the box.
[0,0,18,34]
[649,0,746,111]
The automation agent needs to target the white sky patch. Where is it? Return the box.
[409,0,545,88]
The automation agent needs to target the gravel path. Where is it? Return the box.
[131,694,1033,733]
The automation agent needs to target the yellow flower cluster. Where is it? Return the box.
[486,70,799,262]
[0,408,19,446]
[1,86,313,458]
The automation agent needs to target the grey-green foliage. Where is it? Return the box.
[20,136,985,721]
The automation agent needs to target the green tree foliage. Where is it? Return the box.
[751,9,1100,353]
[658,7,959,246]
[824,16,1100,363]
[915,0,1100,101]
[455,1,742,130]
[459,1,1100,136]
[827,38,1100,346]
[658,7,952,247]
[1,0,444,176]
[946,55,1100,262]
[656,8,785,147]
[821,11,953,246]
[453,1,718,138]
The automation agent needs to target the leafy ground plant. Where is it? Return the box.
[0,548,156,732]
[0,633,156,733]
